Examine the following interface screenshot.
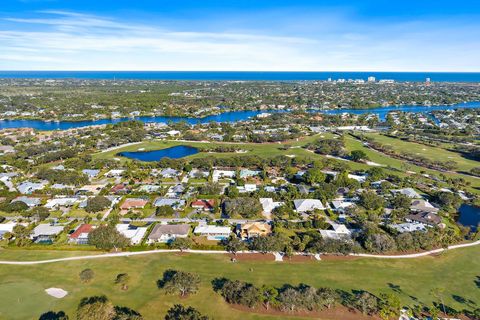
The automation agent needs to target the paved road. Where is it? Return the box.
[0,240,478,265]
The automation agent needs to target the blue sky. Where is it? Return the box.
[1,0,479,71]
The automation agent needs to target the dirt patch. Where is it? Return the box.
[231,303,381,320]
[227,253,275,262]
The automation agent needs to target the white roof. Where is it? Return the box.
[32,224,64,237]
[116,224,147,245]
[0,221,18,232]
[294,199,325,212]
[194,225,231,235]
[45,198,78,208]
[260,198,284,213]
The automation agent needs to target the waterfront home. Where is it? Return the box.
[191,199,215,211]
[406,212,442,226]
[193,225,231,240]
[69,224,95,245]
[237,222,272,240]
[31,224,64,243]
[410,199,439,214]
[116,224,148,245]
[153,197,186,210]
[294,199,325,213]
[12,196,41,207]
[147,224,190,243]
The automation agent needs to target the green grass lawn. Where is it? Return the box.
[363,133,480,173]
[0,246,478,320]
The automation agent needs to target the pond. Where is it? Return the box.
[458,204,480,231]
[118,145,199,162]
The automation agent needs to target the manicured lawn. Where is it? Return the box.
[363,133,480,173]
[0,246,478,319]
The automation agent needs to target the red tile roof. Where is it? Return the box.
[69,224,94,239]
[191,199,215,210]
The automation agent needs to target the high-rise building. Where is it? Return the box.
[367,76,376,82]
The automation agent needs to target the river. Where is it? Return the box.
[1,101,479,130]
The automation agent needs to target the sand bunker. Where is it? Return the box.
[45,288,68,299]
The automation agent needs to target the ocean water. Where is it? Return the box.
[1,71,480,82]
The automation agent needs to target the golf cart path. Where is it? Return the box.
[0,240,478,265]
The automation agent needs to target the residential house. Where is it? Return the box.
[69,224,95,244]
[410,199,439,214]
[116,224,148,245]
[391,188,421,199]
[153,198,186,210]
[120,198,148,211]
[191,199,215,211]
[294,199,325,213]
[188,169,209,179]
[239,169,261,179]
[17,181,46,194]
[105,169,124,178]
[159,168,180,179]
[238,222,272,240]
[165,184,185,198]
[147,224,190,243]
[237,184,257,193]
[111,183,131,194]
[390,222,427,233]
[259,198,283,219]
[76,184,106,195]
[319,223,352,240]
[82,169,100,180]
[406,212,442,226]
[194,224,231,240]
[44,197,78,209]
[12,196,41,207]
[331,199,355,212]
[138,184,161,193]
[212,169,235,182]
[31,224,64,243]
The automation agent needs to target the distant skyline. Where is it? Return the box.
[1,1,480,71]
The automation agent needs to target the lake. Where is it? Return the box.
[1,101,480,130]
[458,204,480,231]
[118,145,199,162]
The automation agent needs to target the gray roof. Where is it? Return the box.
[153,198,185,208]
[148,224,190,240]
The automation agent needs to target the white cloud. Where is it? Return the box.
[0,10,479,71]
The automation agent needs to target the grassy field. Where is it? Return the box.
[0,246,478,320]
[363,133,480,173]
